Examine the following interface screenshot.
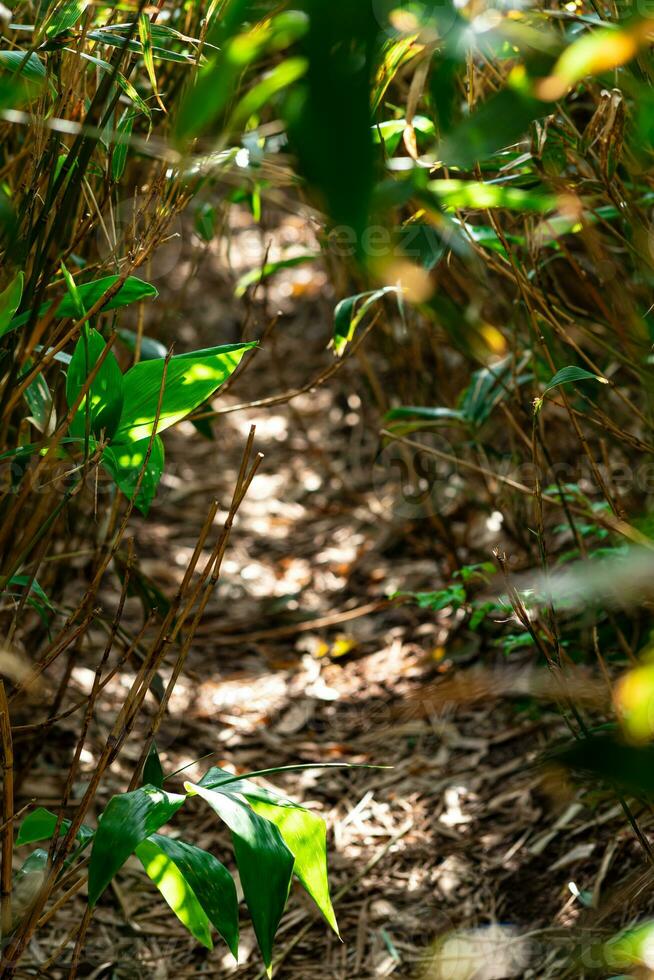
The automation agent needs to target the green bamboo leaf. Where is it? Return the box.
[385,406,466,424]
[88,786,186,906]
[136,838,214,949]
[66,327,124,440]
[7,275,158,332]
[139,13,165,112]
[114,342,256,443]
[118,328,167,361]
[186,780,294,975]
[72,50,152,120]
[333,287,399,356]
[110,110,135,183]
[0,51,46,82]
[543,365,607,393]
[43,0,88,38]
[16,806,93,847]
[198,767,337,935]
[143,833,239,957]
[459,355,532,427]
[0,271,23,339]
[429,179,556,213]
[143,742,164,789]
[102,435,164,515]
[229,56,307,129]
[438,89,553,170]
[60,261,84,319]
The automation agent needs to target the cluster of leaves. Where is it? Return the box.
[16,759,341,975]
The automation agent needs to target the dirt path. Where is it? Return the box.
[22,210,654,979]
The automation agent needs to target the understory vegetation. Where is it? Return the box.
[4,0,654,976]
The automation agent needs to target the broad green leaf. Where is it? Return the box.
[145,833,239,957]
[0,271,23,338]
[602,920,654,972]
[88,786,186,906]
[114,342,256,443]
[194,202,216,242]
[43,0,88,38]
[186,780,294,974]
[136,838,213,949]
[543,365,607,393]
[235,254,317,298]
[249,800,338,936]
[102,435,164,515]
[7,276,158,332]
[143,742,164,789]
[429,179,556,213]
[66,327,124,440]
[198,767,339,935]
[0,51,46,83]
[16,806,93,847]
[333,287,398,356]
[118,327,167,361]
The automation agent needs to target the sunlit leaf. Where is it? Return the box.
[139,13,165,112]
[429,179,556,213]
[198,768,339,936]
[114,342,256,443]
[88,786,186,906]
[102,435,164,515]
[142,833,239,956]
[186,780,294,975]
[229,56,308,129]
[43,0,88,38]
[66,327,124,441]
[136,838,214,949]
[538,26,638,101]
[7,276,158,332]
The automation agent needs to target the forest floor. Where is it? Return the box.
[18,209,654,979]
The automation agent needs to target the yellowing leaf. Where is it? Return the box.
[537,28,638,100]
